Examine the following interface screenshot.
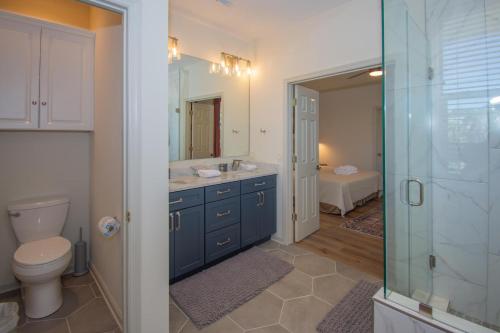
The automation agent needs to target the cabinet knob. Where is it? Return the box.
[41,101,47,106]
[32,101,37,105]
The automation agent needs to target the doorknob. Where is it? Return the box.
[316,165,321,170]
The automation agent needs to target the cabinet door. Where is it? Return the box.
[40,27,94,130]
[241,192,263,247]
[0,14,40,129]
[169,213,175,280]
[174,205,204,278]
[260,188,277,238]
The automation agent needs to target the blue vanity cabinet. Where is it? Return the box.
[169,213,175,279]
[260,188,277,237]
[240,191,262,247]
[173,205,205,278]
[169,175,276,281]
[169,188,205,279]
[241,175,277,247]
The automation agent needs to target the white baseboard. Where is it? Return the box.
[89,263,123,330]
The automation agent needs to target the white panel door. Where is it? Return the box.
[40,27,94,130]
[0,14,40,129]
[294,85,320,241]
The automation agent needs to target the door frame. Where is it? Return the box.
[283,58,381,244]
[82,0,170,332]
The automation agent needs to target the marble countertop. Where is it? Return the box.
[169,168,278,192]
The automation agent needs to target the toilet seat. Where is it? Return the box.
[13,236,72,279]
[14,236,71,267]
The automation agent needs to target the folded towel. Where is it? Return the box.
[240,163,257,171]
[334,165,358,175]
[197,169,221,178]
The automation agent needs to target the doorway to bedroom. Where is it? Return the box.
[291,66,384,278]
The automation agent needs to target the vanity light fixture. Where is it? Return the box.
[210,52,254,77]
[168,36,181,64]
[369,69,383,77]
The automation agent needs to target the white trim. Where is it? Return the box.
[83,1,171,333]
[282,58,382,245]
[373,289,497,333]
[90,264,123,330]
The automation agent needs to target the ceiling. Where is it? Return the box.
[300,68,382,92]
[169,0,349,40]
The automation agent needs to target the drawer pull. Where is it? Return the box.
[169,197,183,205]
[217,189,232,195]
[217,238,231,246]
[216,210,231,217]
[254,181,266,187]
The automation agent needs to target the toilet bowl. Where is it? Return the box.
[12,236,72,318]
[8,196,72,319]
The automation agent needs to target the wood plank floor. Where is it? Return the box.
[296,198,384,279]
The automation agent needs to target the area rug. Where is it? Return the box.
[342,205,383,238]
[317,280,381,333]
[170,247,293,328]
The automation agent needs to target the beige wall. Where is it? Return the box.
[0,3,123,317]
[318,83,382,171]
[250,0,382,242]
[0,132,91,292]
[0,0,91,29]
[89,7,124,321]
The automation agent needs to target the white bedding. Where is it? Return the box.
[319,168,380,216]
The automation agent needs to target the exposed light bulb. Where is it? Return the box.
[490,96,500,105]
[168,36,181,63]
[369,70,383,77]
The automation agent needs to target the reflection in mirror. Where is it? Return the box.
[168,54,250,162]
[186,98,221,159]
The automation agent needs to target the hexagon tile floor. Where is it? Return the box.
[0,273,121,333]
[170,241,382,333]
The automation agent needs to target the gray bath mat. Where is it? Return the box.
[317,280,381,333]
[170,247,293,328]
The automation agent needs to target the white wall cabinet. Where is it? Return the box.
[0,12,94,131]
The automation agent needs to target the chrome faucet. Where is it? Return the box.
[231,160,242,171]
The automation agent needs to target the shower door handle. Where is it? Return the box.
[408,178,424,206]
[400,178,424,207]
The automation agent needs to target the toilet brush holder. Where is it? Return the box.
[73,228,88,277]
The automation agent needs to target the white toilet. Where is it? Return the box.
[8,196,72,319]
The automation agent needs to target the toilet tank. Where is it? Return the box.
[7,196,70,243]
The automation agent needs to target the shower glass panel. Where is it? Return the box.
[384,0,500,330]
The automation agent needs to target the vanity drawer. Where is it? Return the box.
[205,224,240,264]
[241,175,276,194]
[205,181,240,203]
[205,196,240,233]
[169,188,204,211]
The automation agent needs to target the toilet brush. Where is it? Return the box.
[73,227,88,276]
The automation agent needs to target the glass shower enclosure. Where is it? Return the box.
[383,0,500,331]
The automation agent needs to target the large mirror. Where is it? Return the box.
[168,54,250,161]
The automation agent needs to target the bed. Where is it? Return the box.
[319,167,380,216]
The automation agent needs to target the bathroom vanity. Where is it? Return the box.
[169,172,277,280]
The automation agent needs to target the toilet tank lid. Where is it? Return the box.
[8,196,69,211]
